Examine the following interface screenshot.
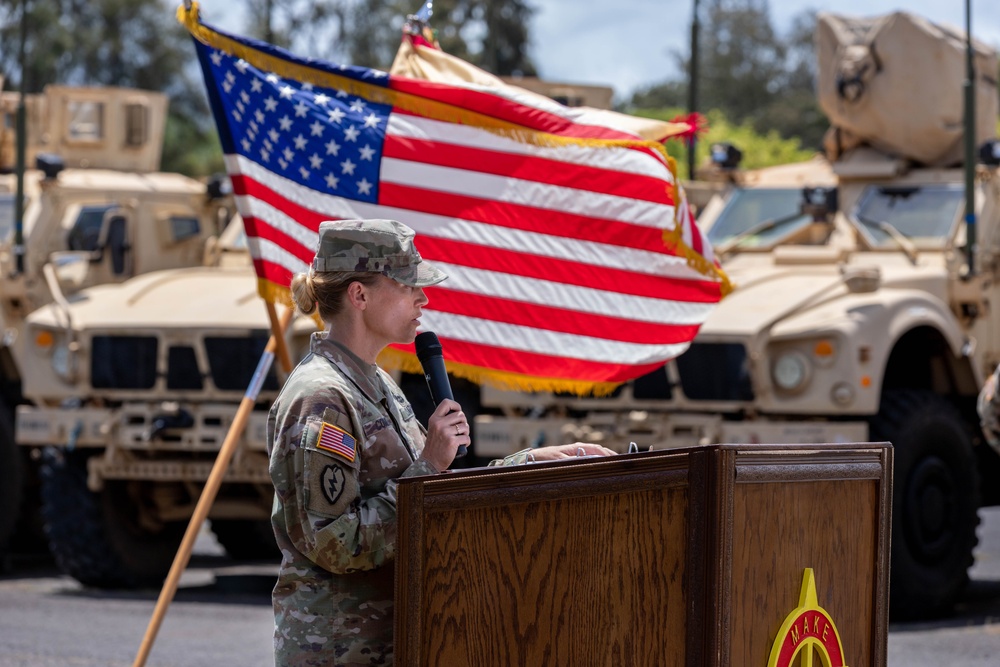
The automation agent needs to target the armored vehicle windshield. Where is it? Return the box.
[706,187,813,249]
[852,184,964,246]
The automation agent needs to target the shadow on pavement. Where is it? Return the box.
[1,551,276,605]
[889,579,1000,633]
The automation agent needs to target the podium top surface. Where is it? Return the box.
[398,440,892,485]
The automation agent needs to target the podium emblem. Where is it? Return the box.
[767,568,847,667]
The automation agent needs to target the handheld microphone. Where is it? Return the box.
[415,331,467,457]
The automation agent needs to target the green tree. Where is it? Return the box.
[0,0,539,175]
[0,0,190,93]
[636,107,816,172]
[628,1,827,152]
[698,0,786,125]
[298,0,537,75]
[472,0,537,76]
[628,79,686,110]
[751,9,827,151]
[0,1,61,93]
[0,0,222,176]
[238,0,348,61]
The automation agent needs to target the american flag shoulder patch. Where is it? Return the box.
[316,422,357,463]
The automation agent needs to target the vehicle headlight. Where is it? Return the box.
[772,351,810,393]
[32,327,76,383]
[52,341,73,381]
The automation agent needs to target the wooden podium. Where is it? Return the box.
[395,442,892,667]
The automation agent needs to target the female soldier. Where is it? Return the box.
[268,218,613,666]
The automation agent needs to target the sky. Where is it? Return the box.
[203,0,1000,103]
[529,0,1000,101]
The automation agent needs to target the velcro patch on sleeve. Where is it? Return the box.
[316,422,357,463]
[305,453,359,518]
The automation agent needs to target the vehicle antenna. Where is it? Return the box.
[13,0,29,276]
[963,0,977,277]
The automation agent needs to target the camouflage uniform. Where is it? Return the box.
[310,219,447,286]
[268,334,438,666]
[487,449,534,466]
[267,218,447,666]
[978,363,1000,456]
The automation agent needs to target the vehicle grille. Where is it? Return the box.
[675,342,754,401]
[92,336,158,389]
[89,333,279,392]
[632,366,673,400]
[204,335,280,391]
[167,345,202,390]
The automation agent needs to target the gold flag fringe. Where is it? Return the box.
[257,278,324,328]
[376,347,623,397]
[663,225,734,297]
[260,277,623,395]
[257,278,293,309]
[258,276,624,395]
[663,152,734,297]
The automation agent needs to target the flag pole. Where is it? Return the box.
[131,304,294,667]
[267,299,294,374]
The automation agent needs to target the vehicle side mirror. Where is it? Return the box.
[800,187,838,222]
[100,215,130,276]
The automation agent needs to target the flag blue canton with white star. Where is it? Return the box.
[202,45,391,203]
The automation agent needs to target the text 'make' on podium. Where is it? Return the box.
[395,442,891,667]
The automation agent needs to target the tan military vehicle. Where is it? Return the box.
[13,214,323,587]
[11,12,996,626]
[471,11,1000,620]
[0,85,233,561]
[5,36,659,587]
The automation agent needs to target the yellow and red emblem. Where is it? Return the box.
[767,568,847,667]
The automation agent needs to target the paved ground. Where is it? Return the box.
[0,528,275,667]
[1,510,999,666]
[887,505,1000,666]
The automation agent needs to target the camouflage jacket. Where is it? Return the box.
[267,332,437,667]
[979,363,1000,457]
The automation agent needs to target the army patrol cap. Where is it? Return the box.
[312,219,447,287]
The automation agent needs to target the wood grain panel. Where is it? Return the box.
[729,479,877,667]
[396,443,891,667]
[416,487,689,667]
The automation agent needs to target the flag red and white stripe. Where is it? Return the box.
[181,4,729,394]
[317,422,357,462]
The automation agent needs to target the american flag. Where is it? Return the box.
[317,422,357,462]
[180,5,729,395]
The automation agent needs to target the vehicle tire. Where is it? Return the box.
[869,389,980,620]
[39,448,185,588]
[210,519,279,561]
[0,406,22,560]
